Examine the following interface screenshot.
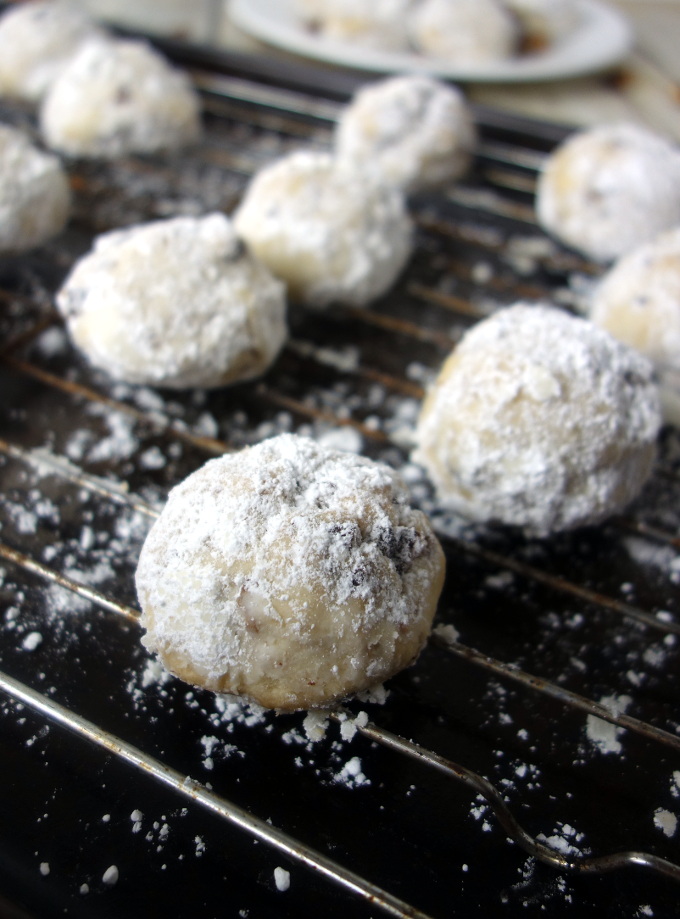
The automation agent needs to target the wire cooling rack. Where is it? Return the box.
[0,40,679,919]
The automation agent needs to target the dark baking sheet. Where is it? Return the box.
[0,33,679,919]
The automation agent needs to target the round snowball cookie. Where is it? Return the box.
[335,75,477,195]
[136,434,446,711]
[414,304,661,536]
[55,213,287,389]
[408,0,519,65]
[536,123,680,264]
[233,150,413,308]
[502,0,579,48]
[39,36,202,158]
[0,0,104,103]
[295,0,414,52]
[0,124,70,255]
[589,227,680,375]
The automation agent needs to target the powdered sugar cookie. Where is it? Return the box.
[294,0,414,52]
[503,0,579,48]
[536,123,680,263]
[590,227,680,374]
[408,0,519,64]
[335,74,477,194]
[56,213,286,389]
[0,0,104,102]
[233,150,413,308]
[0,123,70,255]
[414,304,660,535]
[40,36,201,158]
[136,434,446,711]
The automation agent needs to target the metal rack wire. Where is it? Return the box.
[1,47,679,919]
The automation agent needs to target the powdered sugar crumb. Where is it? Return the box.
[586,695,632,755]
[21,631,43,651]
[335,756,370,788]
[274,866,290,892]
[653,808,677,838]
[433,623,460,644]
[102,865,119,886]
[302,711,329,743]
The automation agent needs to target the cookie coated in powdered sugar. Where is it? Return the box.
[503,0,579,46]
[294,0,415,52]
[233,150,413,308]
[135,434,445,711]
[39,36,202,158]
[536,123,680,263]
[0,124,70,255]
[414,303,661,536]
[0,0,104,102]
[335,74,477,194]
[56,213,287,389]
[408,0,519,64]
[589,227,680,374]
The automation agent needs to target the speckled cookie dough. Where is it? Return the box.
[39,36,202,158]
[56,213,287,389]
[589,227,680,374]
[0,123,70,255]
[233,150,413,308]
[408,0,519,64]
[293,0,415,52]
[536,123,680,263]
[136,433,446,711]
[414,303,661,535]
[335,74,477,194]
[0,0,104,102]
[503,0,579,47]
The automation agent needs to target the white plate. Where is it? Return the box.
[229,0,633,83]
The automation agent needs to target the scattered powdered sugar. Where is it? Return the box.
[585,694,632,755]
[432,623,460,644]
[335,756,370,788]
[21,631,43,651]
[302,711,330,743]
[273,866,290,892]
[199,734,241,770]
[39,862,50,876]
[537,822,587,858]
[338,710,369,743]
[101,864,119,886]
[653,808,677,838]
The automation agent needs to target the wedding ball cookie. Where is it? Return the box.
[40,36,201,158]
[503,0,579,47]
[55,213,287,389]
[233,150,413,308]
[0,0,104,102]
[136,434,446,711]
[294,0,414,52]
[0,124,70,254]
[408,0,519,65]
[335,74,477,194]
[589,228,680,374]
[536,123,680,263]
[414,304,660,535]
